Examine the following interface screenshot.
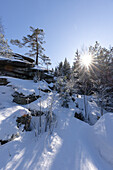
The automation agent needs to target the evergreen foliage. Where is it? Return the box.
[54,58,71,78]
[42,54,51,70]
[54,42,113,113]
[54,58,71,107]
[10,26,50,66]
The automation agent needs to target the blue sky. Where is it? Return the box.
[0,0,113,68]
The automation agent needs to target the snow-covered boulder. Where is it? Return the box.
[12,91,40,105]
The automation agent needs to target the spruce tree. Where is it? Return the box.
[63,58,71,79]
[72,50,82,94]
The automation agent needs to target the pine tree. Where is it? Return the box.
[10,26,46,65]
[42,55,51,70]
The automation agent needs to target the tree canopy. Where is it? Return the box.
[10,26,50,66]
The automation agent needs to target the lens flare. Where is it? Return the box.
[81,53,92,68]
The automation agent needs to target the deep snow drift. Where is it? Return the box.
[0,76,113,170]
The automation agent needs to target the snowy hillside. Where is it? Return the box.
[0,76,113,170]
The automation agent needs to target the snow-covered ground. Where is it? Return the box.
[0,76,113,170]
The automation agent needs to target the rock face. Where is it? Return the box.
[0,57,54,82]
[12,92,40,105]
[0,57,34,79]
[12,53,35,63]
[40,88,51,93]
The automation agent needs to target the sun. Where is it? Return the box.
[81,53,92,68]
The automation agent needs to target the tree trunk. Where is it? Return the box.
[100,100,104,116]
[84,95,87,119]
[36,35,38,65]
[84,80,87,119]
[36,52,38,65]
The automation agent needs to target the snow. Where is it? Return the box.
[0,76,51,96]
[0,56,30,64]
[48,82,54,88]
[32,65,47,71]
[0,106,30,140]
[0,76,113,170]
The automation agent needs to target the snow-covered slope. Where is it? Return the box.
[0,76,113,170]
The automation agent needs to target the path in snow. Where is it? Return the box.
[0,91,113,170]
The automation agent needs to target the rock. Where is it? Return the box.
[0,139,9,145]
[12,92,40,105]
[29,109,44,116]
[12,53,35,63]
[0,133,20,145]
[32,70,54,83]
[40,88,51,93]
[72,97,75,102]
[61,100,69,108]
[75,103,79,108]
[48,85,55,90]
[16,114,31,131]
[74,112,84,121]
[0,78,9,86]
